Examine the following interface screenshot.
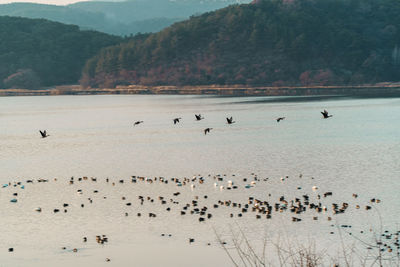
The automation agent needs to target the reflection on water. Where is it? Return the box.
[220,94,400,105]
[0,95,399,266]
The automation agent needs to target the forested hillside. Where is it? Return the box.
[81,0,400,87]
[0,16,122,88]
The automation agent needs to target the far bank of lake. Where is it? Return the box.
[1,83,400,97]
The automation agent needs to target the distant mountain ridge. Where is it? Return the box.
[81,0,400,88]
[69,0,250,23]
[0,3,115,32]
[0,0,250,36]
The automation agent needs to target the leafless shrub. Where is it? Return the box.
[214,220,399,267]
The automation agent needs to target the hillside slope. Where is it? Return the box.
[0,16,122,88]
[81,0,400,87]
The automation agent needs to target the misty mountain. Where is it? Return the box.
[0,3,115,32]
[69,0,251,23]
[0,0,250,36]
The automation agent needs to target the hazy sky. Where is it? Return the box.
[0,0,88,5]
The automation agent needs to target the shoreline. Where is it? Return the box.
[1,83,400,97]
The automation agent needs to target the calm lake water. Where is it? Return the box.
[0,95,399,266]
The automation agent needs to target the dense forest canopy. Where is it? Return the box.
[0,16,122,89]
[81,0,400,88]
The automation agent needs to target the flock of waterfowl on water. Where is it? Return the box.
[2,171,399,263]
[5,107,398,265]
[39,109,333,138]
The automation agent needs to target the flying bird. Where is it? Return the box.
[173,118,182,124]
[321,110,332,119]
[204,128,213,135]
[226,117,235,124]
[195,114,204,121]
[39,130,49,138]
[276,117,285,122]
[134,121,144,126]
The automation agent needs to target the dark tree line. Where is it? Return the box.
[0,16,122,89]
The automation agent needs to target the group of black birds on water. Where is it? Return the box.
[4,172,398,260]
[39,109,333,138]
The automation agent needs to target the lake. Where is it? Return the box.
[0,95,399,266]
